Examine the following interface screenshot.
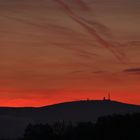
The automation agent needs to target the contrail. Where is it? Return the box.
[74,0,90,11]
[54,0,125,62]
[79,17,112,37]
[3,1,126,62]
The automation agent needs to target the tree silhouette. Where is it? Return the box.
[22,113,140,140]
[23,124,54,140]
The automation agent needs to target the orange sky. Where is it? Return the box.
[0,0,140,107]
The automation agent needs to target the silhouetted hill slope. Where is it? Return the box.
[0,100,140,138]
[34,100,140,123]
[0,100,140,122]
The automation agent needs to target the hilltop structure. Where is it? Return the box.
[103,93,111,101]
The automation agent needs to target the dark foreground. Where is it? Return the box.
[0,100,140,139]
[2,112,140,140]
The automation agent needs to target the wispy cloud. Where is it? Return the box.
[54,0,126,62]
[123,68,140,74]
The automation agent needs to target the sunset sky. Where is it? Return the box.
[0,0,140,106]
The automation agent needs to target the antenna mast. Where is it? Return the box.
[108,92,111,100]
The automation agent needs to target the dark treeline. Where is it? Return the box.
[22,113,140,140]
[2,113,140,140]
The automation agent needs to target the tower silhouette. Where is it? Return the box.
[103,92,111,101]
[108,92,111,100]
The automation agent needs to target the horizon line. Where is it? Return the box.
[0,99,139,108]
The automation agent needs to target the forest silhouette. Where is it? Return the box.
[17,113,140,140]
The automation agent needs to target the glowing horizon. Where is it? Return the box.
[0,90,140,107]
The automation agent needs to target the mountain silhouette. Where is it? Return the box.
[0,100,140,138]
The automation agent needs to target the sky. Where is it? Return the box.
[0,0,140,106]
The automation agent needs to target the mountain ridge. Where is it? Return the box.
[0,99,139,109]
[0,99,140,108]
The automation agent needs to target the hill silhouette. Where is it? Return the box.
[0,100,140,138]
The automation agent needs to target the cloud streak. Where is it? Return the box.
[54,0,125,62]
[74,0,90,11]
[123,68,140,74]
